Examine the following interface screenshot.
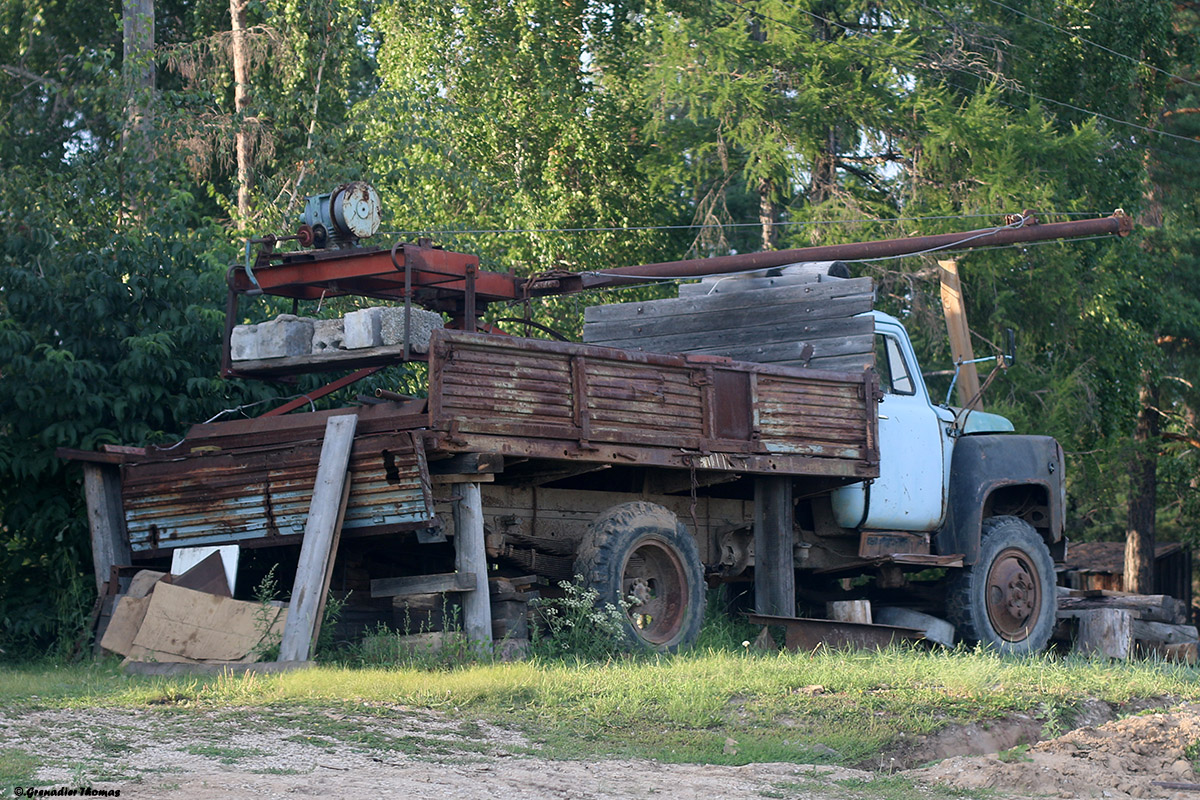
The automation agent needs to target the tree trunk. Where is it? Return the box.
[230,0,252,227]
[808,128,837,205]
[122,0,155,148]
[758,176,778,251]
[1124,382,1159,594]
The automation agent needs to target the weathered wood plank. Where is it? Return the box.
[693,335,873,364]
[585,277,874,323]
[279,414,357,663]
[583,293,873,342]
[676,265,850,296]
[1132,619,1199,645]
[82,463,132,593]
[590,315,875,357]
[754,476,795,617]
[370,571,477,598]
[804,353,875,372]
[454,482,492,645]
[1057,592,1190,624]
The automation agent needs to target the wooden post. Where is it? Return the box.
[453,481,492,647]
[938,259,982,410]
[754,476,795,617]
[82,463,132,593]
[1076,608,1133,659]
[280,414,356,662]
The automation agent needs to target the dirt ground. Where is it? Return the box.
[4,703,1200,799]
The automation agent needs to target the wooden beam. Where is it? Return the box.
[453,481,492,646]
[82,463,132,593]
[279,414,357,662]
[370,572,477,598]
[938,259,982,410]
[754,476,795,617]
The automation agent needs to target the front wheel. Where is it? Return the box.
[575,501,705,652]
[946,515,1056,655]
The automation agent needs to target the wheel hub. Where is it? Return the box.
[985,547,1043,642]
[621,539,687,645]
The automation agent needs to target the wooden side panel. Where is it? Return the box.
[429,330,878,478]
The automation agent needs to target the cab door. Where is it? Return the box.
[831,315,951,531]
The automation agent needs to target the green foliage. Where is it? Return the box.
[251,565,283,662]
[529,577,635,661]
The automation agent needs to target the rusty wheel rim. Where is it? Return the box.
[622,538,688,645]
[985,547,1043,642]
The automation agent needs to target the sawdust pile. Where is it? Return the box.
[913,705,1200,799]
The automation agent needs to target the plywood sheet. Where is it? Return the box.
[131,583,286,662]
[99,595,152,657]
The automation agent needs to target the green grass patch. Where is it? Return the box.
[1,647,1197,766]
[0,747,40,786]
[182,744,266,764]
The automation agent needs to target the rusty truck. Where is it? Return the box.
[63,185,1134,655]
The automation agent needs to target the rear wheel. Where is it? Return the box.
[575,501,705,652]
[946,515,1056,654]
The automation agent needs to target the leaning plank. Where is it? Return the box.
[279,413,358,662]
[82,462,132,593]
[370,572,476,598]
[99,595,152,657]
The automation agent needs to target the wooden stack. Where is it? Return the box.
[1059,587,1198,662]
[582,270,875,373]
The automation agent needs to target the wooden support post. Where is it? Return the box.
[453,481,492,646]
[938,259,982,410]
[280,414,357,662]
[754,476,795,617]
[1075,608,1133,660]
[82,463,132,593]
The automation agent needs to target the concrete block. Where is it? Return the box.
[311,318,346,353]
[230,324,259,361]
[379,306,444,353]
[344,307,383,349]
[256,314,314,359]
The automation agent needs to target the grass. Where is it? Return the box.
[2,646,1198,768]
[0,747,39,786]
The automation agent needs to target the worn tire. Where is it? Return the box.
[946,515,1057,655]
[574,501,705,652]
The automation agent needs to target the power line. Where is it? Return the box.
[980,0,1200,90]
[731,0,1200,149]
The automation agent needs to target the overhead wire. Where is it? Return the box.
[979,0,1200,89]
[731,0,1200,149]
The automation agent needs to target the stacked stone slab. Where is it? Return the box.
[231,314,314,361]
[231,307,445,361]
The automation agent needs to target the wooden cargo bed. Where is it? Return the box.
[106,329,878,552]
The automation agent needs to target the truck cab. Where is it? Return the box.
[828,311,1063,654]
